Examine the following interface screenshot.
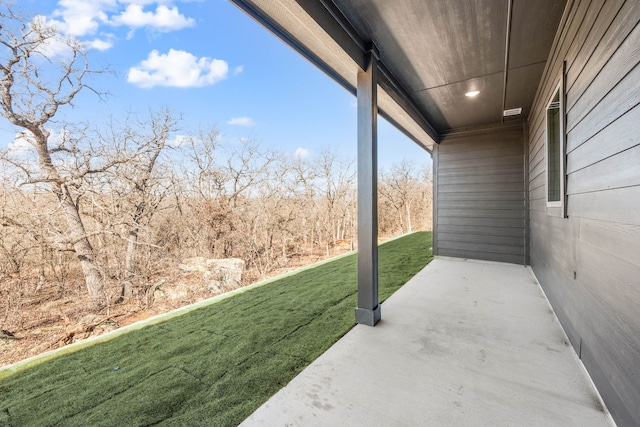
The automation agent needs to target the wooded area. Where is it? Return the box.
[0,2,431,364]
[0,115,433,301]
[0,117,432,364]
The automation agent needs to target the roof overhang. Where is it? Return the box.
[230,0,567,153]
[231,0,439,151]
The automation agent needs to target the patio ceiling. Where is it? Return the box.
[231,0,566,151]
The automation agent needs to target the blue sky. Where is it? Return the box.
[7,0,432,170]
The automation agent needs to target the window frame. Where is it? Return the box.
[545,65,567,218]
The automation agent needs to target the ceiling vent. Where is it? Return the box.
[503,107,522,116]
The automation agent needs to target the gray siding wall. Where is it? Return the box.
[434,123,528,265]
[528,0,640,425]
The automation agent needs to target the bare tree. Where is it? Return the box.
[123,111,177,298]
[379,160,433,235]
[88,109,180,300]
[0,4,108,305]
[0,169,26,275]
[313,148,355,255]
[183,132,278,261]
[285,154,318,257]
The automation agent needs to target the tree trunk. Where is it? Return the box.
[59,183,105,304]
[121,228,138,300]
[0,19,108,306]
[0,243,20,274]
[37,245,46,291]
[121,200,146,301]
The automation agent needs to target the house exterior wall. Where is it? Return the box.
[433,122,528,265]
[528,0,640,425]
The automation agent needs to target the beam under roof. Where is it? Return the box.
[230,0,440,151]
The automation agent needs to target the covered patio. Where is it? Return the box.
[230,0,640,425]
[241,257,614,426]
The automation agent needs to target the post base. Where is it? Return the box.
[355,305,381,326]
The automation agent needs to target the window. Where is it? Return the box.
[547,90,561,203]
[545,78,566,218]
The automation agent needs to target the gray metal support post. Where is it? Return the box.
[355,45,381,326]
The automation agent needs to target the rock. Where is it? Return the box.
[178,257,208,273]
[204,258,245,291]
[153,257,246,305]
[154,282,190,301]
[178,257,245,292]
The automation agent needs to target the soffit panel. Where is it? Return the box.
[333,0,508,92]
[509,0,567,69]
[505,62,547,118]
[232,0,567,138]
[235,0,362,90]
[414,72,504,130]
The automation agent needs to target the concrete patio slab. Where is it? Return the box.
[241,257,615,426]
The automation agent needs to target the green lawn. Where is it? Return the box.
[0,232,432,427]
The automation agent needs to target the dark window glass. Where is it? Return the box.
[547,90,561,203]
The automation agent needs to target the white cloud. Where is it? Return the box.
[38,1,195,52]
[294,147,310,158]
[34,12,114,53]
[168,134,189,147]
[122,0,173,6]
[227,117,255,127]
[111,4,195,32]
[233,65,244,76]
[29,15,77,57]
[53,0,114,37]
[127,49,229,88]
[8,134,34,154]
[86,37,114,51]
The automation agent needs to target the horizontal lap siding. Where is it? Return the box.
[435,124,527,264]
[528,0,640,425]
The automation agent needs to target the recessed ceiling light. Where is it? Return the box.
[465,90,480,97]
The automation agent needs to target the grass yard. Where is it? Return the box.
[0,232,432,427]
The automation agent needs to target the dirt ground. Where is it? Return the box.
[0,247,354,368]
